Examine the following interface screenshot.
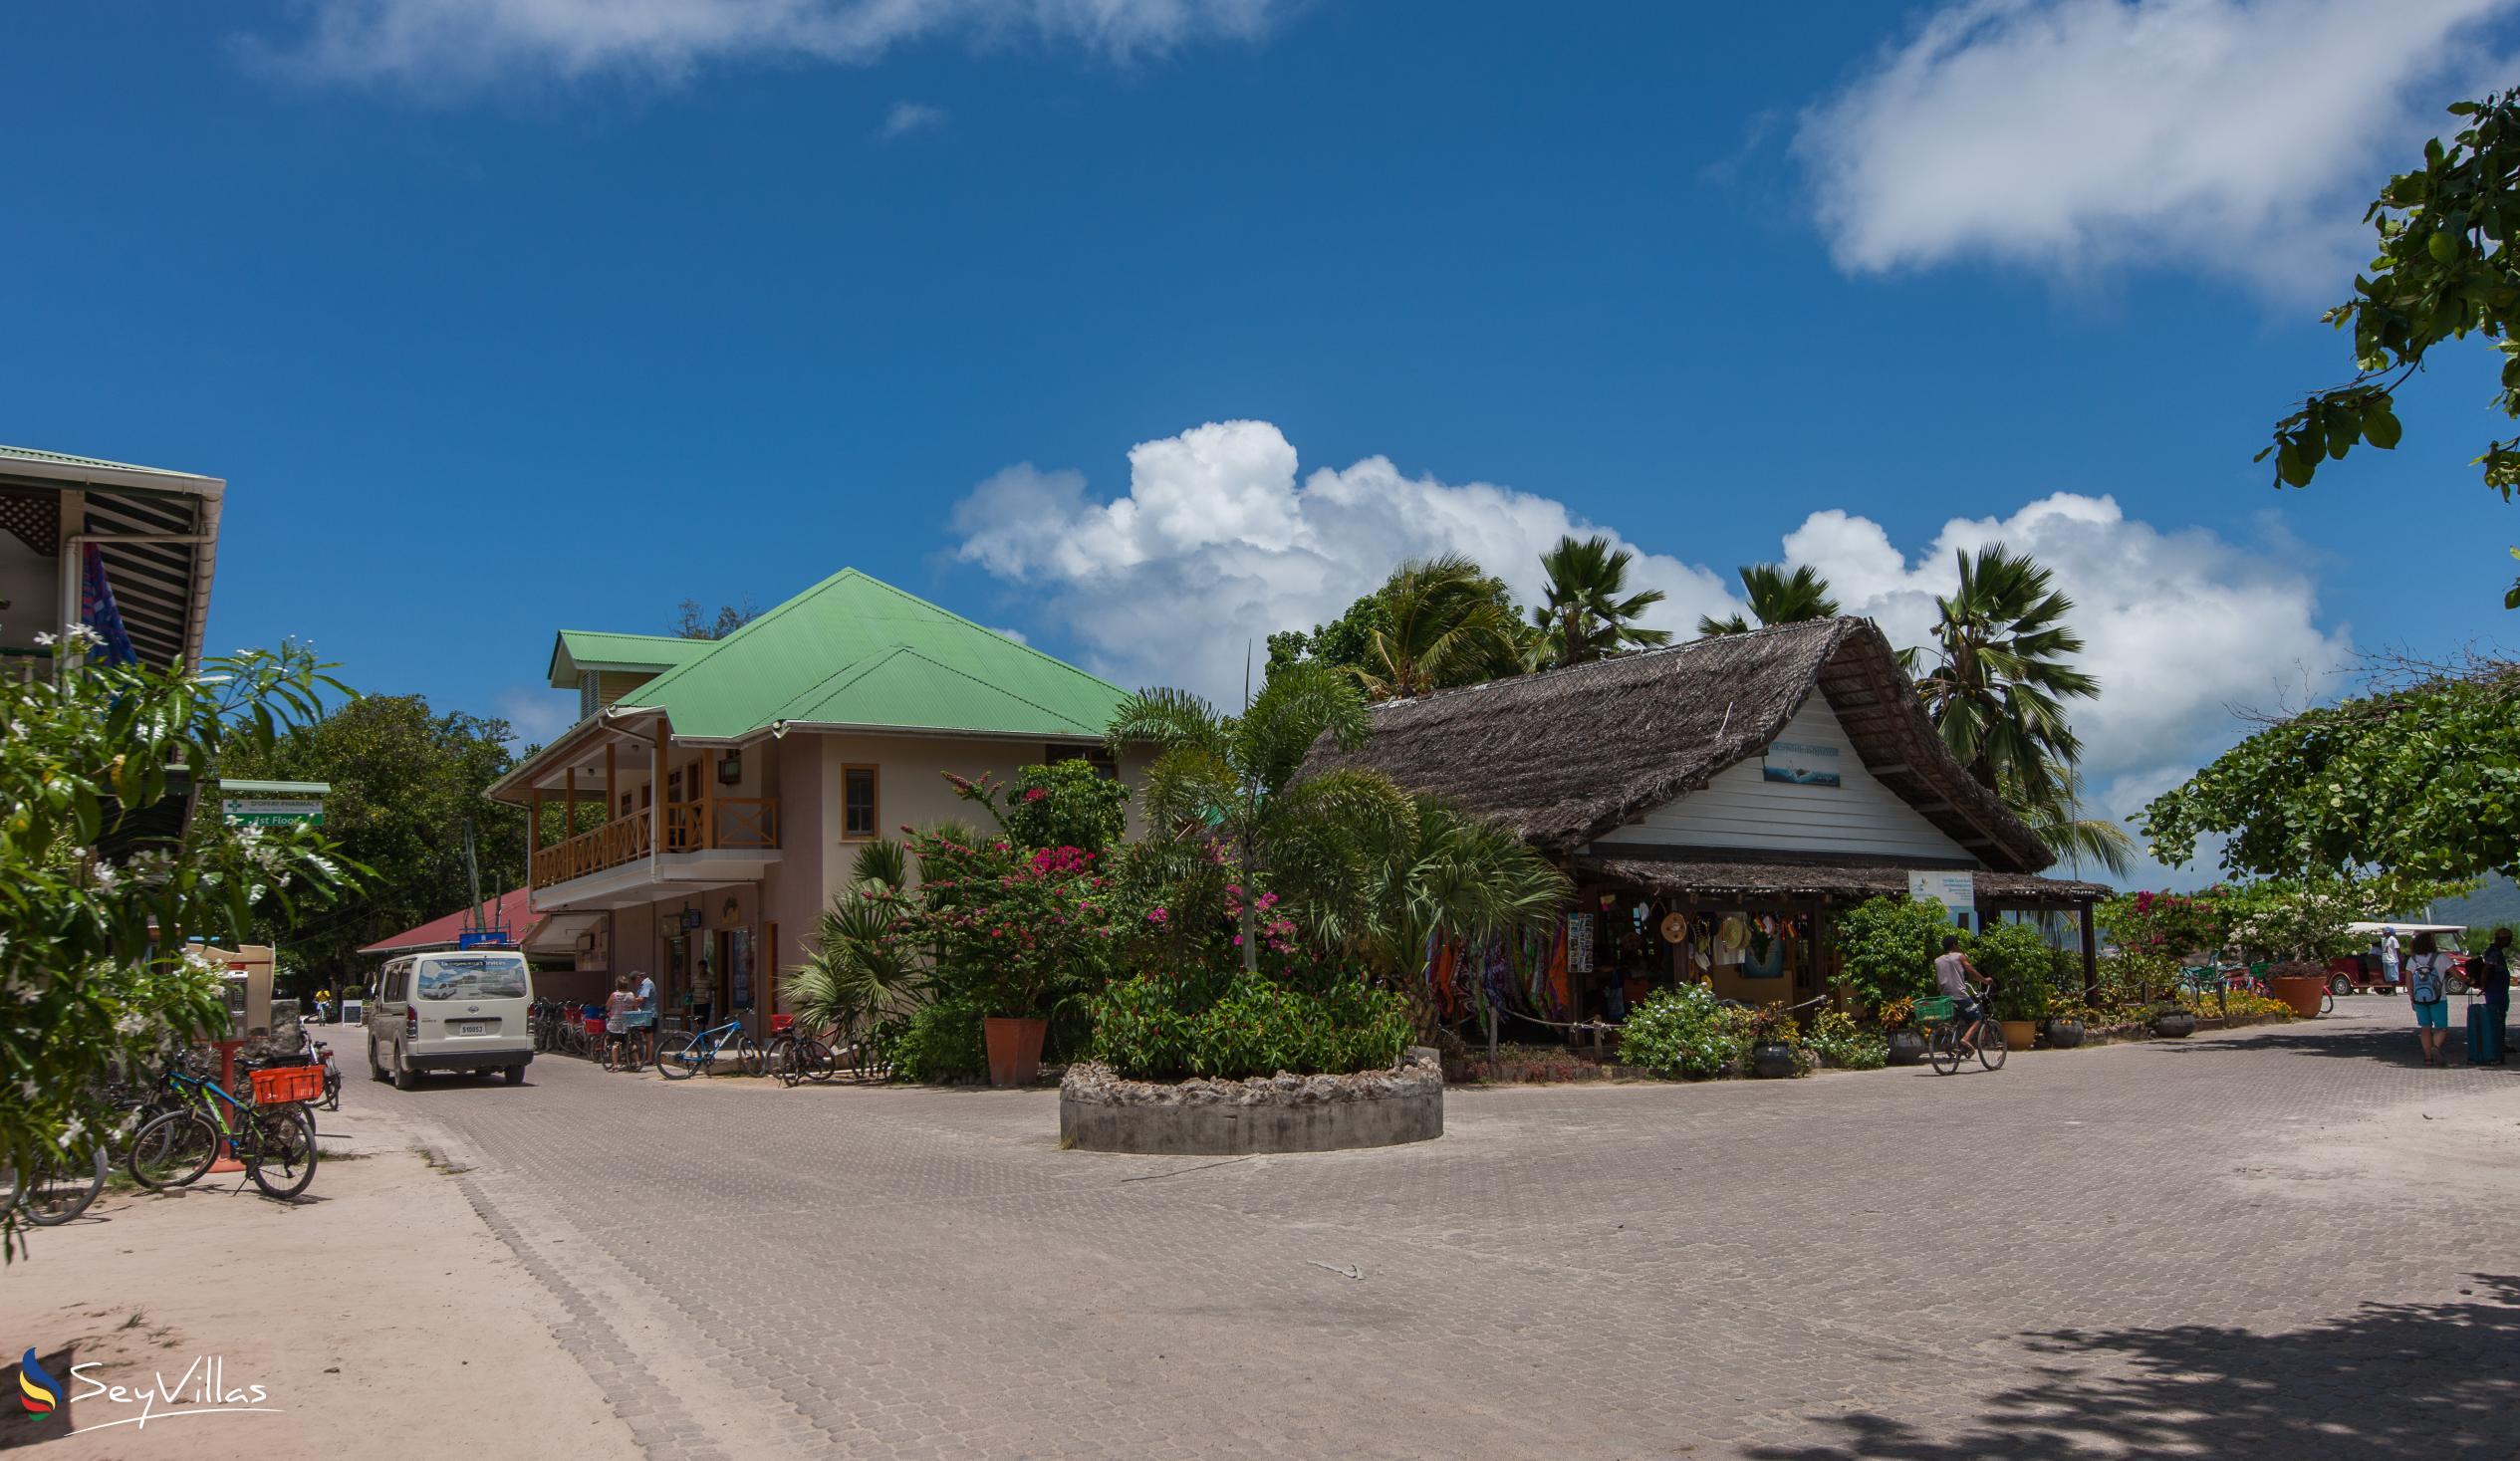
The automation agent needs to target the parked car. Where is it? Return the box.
[2323,921,2472,997]
[368,950,535,1090]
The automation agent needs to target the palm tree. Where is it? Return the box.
[781,839,924,1043]
[1902,544,2098,795]
[1108,660,1411,972]
[2002,759,2140,877]
[1354,555,1526,699]
[1531,535,1672,669]
[1354,794,1569,1045]
[1697,564,1840,636]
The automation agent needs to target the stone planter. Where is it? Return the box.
[2269,975,2328,1019]
[1999,1020,2039,1053]
[1061,1048,1442,1155]
[2044,1018,2086,1050]
[983,1016,1049,1088]
[1886,1029,1928,1066]
[1750,1042,1800,1080]
[2150,1010,2197,1039]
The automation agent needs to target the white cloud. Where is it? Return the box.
[251,0,1293,88]
[495,683,582,745]
[881,100,948,138]
[1797,0,2516,292]
[949,419,1736,703]
[951,420,2356,886]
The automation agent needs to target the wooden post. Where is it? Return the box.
[651,719,669,856]
[527,787,542,874]
[565,766,577,847]
[2081,898,2101,1006]
[606,742,618,826]
[700,749,717,852]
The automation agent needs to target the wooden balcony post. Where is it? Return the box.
[701,751,717,852]
[606,741,617,825]
[528,786,542,854]
[565,766,577,846]
[651,718,668,860]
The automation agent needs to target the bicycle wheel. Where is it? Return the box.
[659,1033,705,1080]
[246,1107,319,1200]
[129,1110,220,1191]
[601,1035,622,1072]
[323,1066,342,1110]
[1976,1020,2009,1072]
[799,1037,837,1084]
[733,1037,765,1078]
[1926,1025,1962,1075]
[20,1145,108,1226]
[2320,990,2335,1017]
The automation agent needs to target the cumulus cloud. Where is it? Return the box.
[880,100,948,138]
[495,683,582,744]
[1797,0,2515,292]
[949,419,1736,703]
[250,0,1292,88]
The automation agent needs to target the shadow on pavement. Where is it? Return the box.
[2150,1020,2493,1068]
[1750,1275,2520,1459]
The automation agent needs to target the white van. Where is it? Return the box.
[369,950,535,1090]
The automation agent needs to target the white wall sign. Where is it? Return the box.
[1761,739,1842,787]
[1907,869,1976,913]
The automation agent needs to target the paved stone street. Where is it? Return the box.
[361,999,2520,1460]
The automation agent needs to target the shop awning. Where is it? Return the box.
[1575,855,2109,904]
[523,911,606,956]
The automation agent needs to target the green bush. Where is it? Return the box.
[1802,1008,1888,1071]
[1001,759,1131,854]
[1086,973,1413,1081]
[1973,921,2057,1022]
[883,996,987,1082]
[1831,895,1955,1012]
[1616,984,1747,1078]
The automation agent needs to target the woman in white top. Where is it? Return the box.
[2404,932,2455,1066]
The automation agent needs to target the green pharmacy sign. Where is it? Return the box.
[218,778,330,829]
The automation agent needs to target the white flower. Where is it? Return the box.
[65,623,103,648]
[89,859,120,891]
[115,1011,146,1037]
[17,1079,34,1099]
[30,631,54,647]
[56,1116,84,1149]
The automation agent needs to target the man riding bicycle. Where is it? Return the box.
[1935,936,1991,1055]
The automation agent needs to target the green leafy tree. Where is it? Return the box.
[223,695,526,988]
[1265,593,1388,681]
[1109,660,1410,972]
[946,760,1131,854]
[3,640,361,1257]
[1354,554,1528,699]
[671,598,761,639]
[1531,534,1672,668]
[1828,894,1956,1014]
[2141,668,2520,882]
[1697,564,1840,636]
[2258,93,2520,604]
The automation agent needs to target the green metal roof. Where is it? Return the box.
[547,630,716,688]
[0,444,218,483]
[610,569,1131,740]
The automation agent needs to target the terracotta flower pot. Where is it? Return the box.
[2000,1020,2038,1053]
[2269,975,2327,1019]
[983,1016,1049,1088]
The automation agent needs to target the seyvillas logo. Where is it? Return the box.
[17,1348,60,1416]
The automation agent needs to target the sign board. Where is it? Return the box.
[1761,740,1842,788]
[1907,869,1977,914]
[222,798,324,827]
[1567,913,1595,974]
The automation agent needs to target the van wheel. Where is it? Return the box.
[503,1066,526,1086]
[370,1040,388,1083]
[392,1052,416,1092]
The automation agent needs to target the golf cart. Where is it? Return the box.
[2323,921,2472,997]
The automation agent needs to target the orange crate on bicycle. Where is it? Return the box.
[250,1064,325,1105]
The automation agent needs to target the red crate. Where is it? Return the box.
[250,1064,325,1105]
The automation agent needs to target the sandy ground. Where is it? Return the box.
[0,1100,633,1459]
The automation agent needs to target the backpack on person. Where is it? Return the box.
[2409,956,2445,1004]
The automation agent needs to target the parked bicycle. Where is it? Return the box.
[1917,987,2007,1075]
[2,1141,110,1227]
[765,1018,838,1087]
[127,1061,322,1200]
[657,1017,764,1080]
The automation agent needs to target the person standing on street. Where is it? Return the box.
[635,969,659,1069]
[2382,926,2403,991]
[2474,928,2513,1066]
[2406,932,2454,1066]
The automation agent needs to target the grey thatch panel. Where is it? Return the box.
[1302,617,2051,872]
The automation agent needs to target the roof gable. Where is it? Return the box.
[1303,617,2053,873]
[547,630,714,688]
[612,569,1132,740]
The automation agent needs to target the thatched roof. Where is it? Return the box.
[1303,617,2053,872]
[1575,855,2106,905]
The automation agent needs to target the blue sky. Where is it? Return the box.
[6,0,2519,886]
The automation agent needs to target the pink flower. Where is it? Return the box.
[1147,908,1169,924]
[1024,788,1048,803]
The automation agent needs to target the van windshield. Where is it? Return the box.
[416,955,529,1001]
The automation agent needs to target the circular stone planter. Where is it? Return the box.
[2044,1018,2086,1050]
[1750,1042,1800,1080]
[2150,1010,2198,1039]
[1886,1029,1928,1066]
[1060,1048,1442,1155]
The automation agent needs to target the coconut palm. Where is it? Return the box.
[1697,564,1841,636]
[1354,555,1526,699]
[1351,794,1569,1041]
[1109,659,1411,972]
[1531,535,1672,668]
[1901,544,2098,796]
[2002,759,2140,878]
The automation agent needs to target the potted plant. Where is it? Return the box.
[2265,959,2329,1019]
[2043,993,2088,1050]
[904,828,1117,1087]
[1879,997,1928,1066]
[1742,1003,1803,1079]
[1974,922,2052,1053]
[2149,1000,2197,1039]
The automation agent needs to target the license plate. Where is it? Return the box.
[455,1021,491,1037]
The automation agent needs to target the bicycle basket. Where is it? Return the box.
[770,1013,795,1034]
[619,1011,654,1030]
[583,1016,608,1037]
[1911,995,1957,1026]
[249,1064,325,1105]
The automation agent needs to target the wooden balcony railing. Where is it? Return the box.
[530,797,780,889]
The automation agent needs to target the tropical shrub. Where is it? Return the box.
[2098,890,2226,981]
[1617,984,1748,1078]
[1831,895,1955,1012]
[902,831,1122,1019]
[1877,996,1918,1032]
[882,995,988,1082]
[1803,1008,1888,1070]
[1085,972,1412,1080]
[1972,921,2057,1022]
[949,760,1131,855]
